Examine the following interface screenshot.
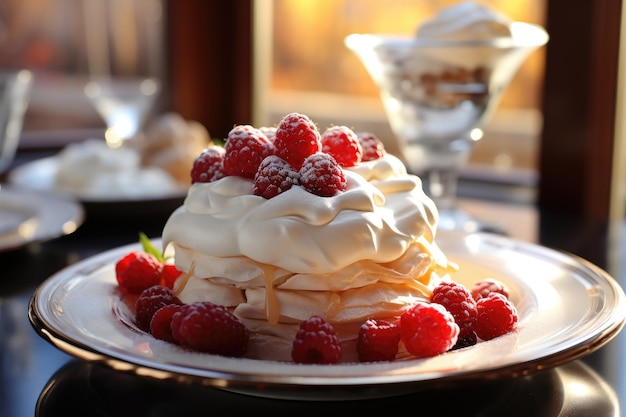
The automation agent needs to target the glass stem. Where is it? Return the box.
[427,168,459,212]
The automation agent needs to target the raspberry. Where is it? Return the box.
[431,281,478,332]
[291,316,342,364]
[171,301,249,357]
[223,125,274,178]
[474,292,518,341]
[321,125,362,167]
[450,329,477,351]
[259,126,277,142]
[274,112,322,169]
[357,132,386,161]
[299,153,347,197]
[253,155,300,199]
[471,278,510,301]
[115,251,163,294]
[190,146,225,183]
[159,263,182,289]
[356,319,401,362]
[399,302,459,358]
[150,304,183,343]
[135,285,183,331]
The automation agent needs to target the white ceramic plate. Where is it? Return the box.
[28,232,626,400]
[0,185,84,252]
[8,156,187,203]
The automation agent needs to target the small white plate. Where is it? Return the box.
[0,185,84,252]
[8,156,187,203]
[28,233,626,400]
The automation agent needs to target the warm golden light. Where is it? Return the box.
[272,0,546,109]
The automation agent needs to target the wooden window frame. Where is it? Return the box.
[538,0,623,219]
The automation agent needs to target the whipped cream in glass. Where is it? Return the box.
[345,2,547,232]
[416,1,512,41]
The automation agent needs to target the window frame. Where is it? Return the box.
[538,0,623,219]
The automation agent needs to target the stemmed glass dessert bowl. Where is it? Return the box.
[84,77,160,148]
[345,22,548,232]
[0,69,32,174]
[82,0,163,149]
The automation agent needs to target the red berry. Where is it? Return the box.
[171,301,249,357]
[356,319,400,362]
[190,146,225,183]
[321,125,362,167]
[471,278,510,301]
[259,126,277,142]
[399,302,459,358]
[135,285,183,332]
[357,132,386,161]
[299,153,347,197]
[223,125,274,178]
[291,316,342,364]
[474,293,518,341]
[431,281,478,332]
[274,113,322,169]
[159,263,182,289]
[115,251,162,294]
[150,304,183,344]
[150,304,183,343]
[253,155,300,199]
[450,329,477,351]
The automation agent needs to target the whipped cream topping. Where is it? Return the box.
[416,1,512,41]
[162,153,440,274]
[162,153,457,360]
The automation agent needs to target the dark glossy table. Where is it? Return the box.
[2,152,626,416]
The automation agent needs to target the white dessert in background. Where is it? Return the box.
[162,152,457,361]
[130,112,213,186]
[54,138,181,199]
[53,113,212,199]
[416,1,512,41]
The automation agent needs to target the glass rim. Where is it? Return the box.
[345,22,549,50]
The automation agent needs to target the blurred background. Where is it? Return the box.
[0,0,622,220]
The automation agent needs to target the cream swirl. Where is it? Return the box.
[416,1,512,41]
[162,153,440,275]
[162,153,457,361]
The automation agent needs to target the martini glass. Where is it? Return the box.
[82,0,163,149]
[0,70,32,174]
[346,22,548,232]
[84,77,160,148]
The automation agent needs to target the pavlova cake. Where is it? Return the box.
[115,112,518,364]
[162,112,458,362]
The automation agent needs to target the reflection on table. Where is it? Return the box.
[35,359,618,416]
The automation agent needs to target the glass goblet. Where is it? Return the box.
[0,69,32,174]
[84,77,160,149]
[345,22,548,232]
[82,0,164,149]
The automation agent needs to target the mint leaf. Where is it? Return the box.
[139,232,163,262]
